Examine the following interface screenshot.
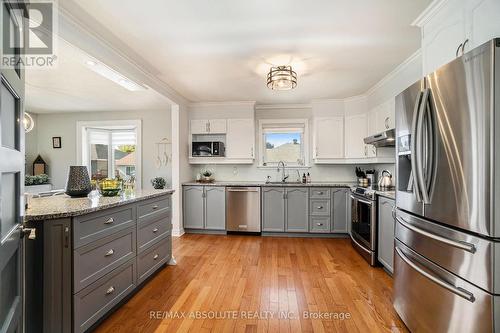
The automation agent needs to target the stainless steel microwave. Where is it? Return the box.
[192,141,225,157]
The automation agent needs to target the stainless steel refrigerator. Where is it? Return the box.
[394,38,500,332]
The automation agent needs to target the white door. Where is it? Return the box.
[314,117,344,159]
[344,114,367,159]
[208,119,227,134]
[226,119,254,159]
[190,119,209,134]
[465,0,500,51]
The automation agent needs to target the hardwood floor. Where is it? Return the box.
[94,234,408,333]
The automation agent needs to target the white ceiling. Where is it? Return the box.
[65,0,430,104]
[25,38,171,113]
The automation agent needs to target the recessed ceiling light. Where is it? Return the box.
[85,59,147,91]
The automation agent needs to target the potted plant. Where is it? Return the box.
[151,177,167,189]
[200,169,214,183]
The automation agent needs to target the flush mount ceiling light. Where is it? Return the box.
[85,59,147,92]
[23,112,35,133]
[267,65,297,91]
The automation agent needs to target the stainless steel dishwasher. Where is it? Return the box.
[226,187,261,232]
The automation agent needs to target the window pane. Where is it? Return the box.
[90,143,109,180]
[1,173,19,239]
[264,132,302,164]
[112,131,136,184]
[1,82,19,150]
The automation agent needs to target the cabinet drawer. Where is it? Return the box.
[74,228,136,292]
[138,196,171,223]
[310,188,331,199]
[73,205,135,248]
[74,260,136,333]
[137,236,171,284]
[137,216,171,253]
[310,199,331,216]
[310,217,331,233]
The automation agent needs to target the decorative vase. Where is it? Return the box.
[65,166,92,197]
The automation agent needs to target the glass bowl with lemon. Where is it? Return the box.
[98,179,122,197]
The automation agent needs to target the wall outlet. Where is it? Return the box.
[232,166,238,175]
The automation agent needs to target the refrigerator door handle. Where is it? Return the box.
[411,91,424,202]
[416,89,430,204]
[426,89,439,202]
[396,215,476,253]
[395,246,475,303]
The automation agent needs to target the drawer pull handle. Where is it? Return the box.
[317,206,323,209]
[104,218,114,224]
[105,249,114,257]
[317,191,324,195]
[153,254,159,260]
[152,205,159,210]
[316,223,323,226]
[152,228,159,233]
[106,286,115,295]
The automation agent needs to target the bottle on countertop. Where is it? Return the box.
[306,172,311,183]
[302,173,307,184]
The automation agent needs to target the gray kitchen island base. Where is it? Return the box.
[24,191,173,333]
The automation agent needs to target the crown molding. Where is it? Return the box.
[411,0,448,27]
[57,1,189,106]
[255,103,311,110]
[364,49,422,97]
[188,101,256,108]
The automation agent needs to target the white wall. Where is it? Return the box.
[26,108,172,190]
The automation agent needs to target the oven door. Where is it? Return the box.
[192,142,213,157]
[350,194,376,251]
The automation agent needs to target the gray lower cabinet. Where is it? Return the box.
[26,194,172,333]
[285,188,309,232]
[262,187,309,232]
[183,185,226,230]
[332,189,348,233]
[378,196,395,273]
[183,186,204,229]
[262,187,285,231]
[205,187,226,230]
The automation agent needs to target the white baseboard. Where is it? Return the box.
[172,228,185,237]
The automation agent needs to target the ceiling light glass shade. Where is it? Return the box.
[23,112,35,133]
[267,65,297,90]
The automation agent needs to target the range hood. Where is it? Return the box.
[364,129,395,147]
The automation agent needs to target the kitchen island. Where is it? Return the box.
[24,189,174,333]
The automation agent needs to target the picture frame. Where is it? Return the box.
[52,136,62,149]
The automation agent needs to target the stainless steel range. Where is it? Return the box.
[349,186,383,266]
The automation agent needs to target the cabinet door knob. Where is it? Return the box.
[104,217,114,224]
[106,286,115,295]
[153,254,159,260]
[152,228,159,233]
[105,249,114,257]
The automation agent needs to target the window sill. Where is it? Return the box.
[257,165,311,170]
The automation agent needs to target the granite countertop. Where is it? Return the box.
[376,190,395,200]
[182,181,357,188]
[25,189,175,222]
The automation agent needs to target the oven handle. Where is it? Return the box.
[349,194,373,206]
[395,246,475,303]
[350,235,371,254]
[396,216,476,253]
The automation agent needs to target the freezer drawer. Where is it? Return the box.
[395,209,500,294]
[393,240,498,333]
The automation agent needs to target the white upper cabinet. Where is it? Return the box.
[313,117,344,160]
[226,118,255,159]
[190,119,227,134]
[208,119,227,134]
[375,98,395,133]
[344,113,368,159]
[417,0,500,74]
[190,119,209,134]
[465,0,500,51]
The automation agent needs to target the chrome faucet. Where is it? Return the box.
[277,161,288,183]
